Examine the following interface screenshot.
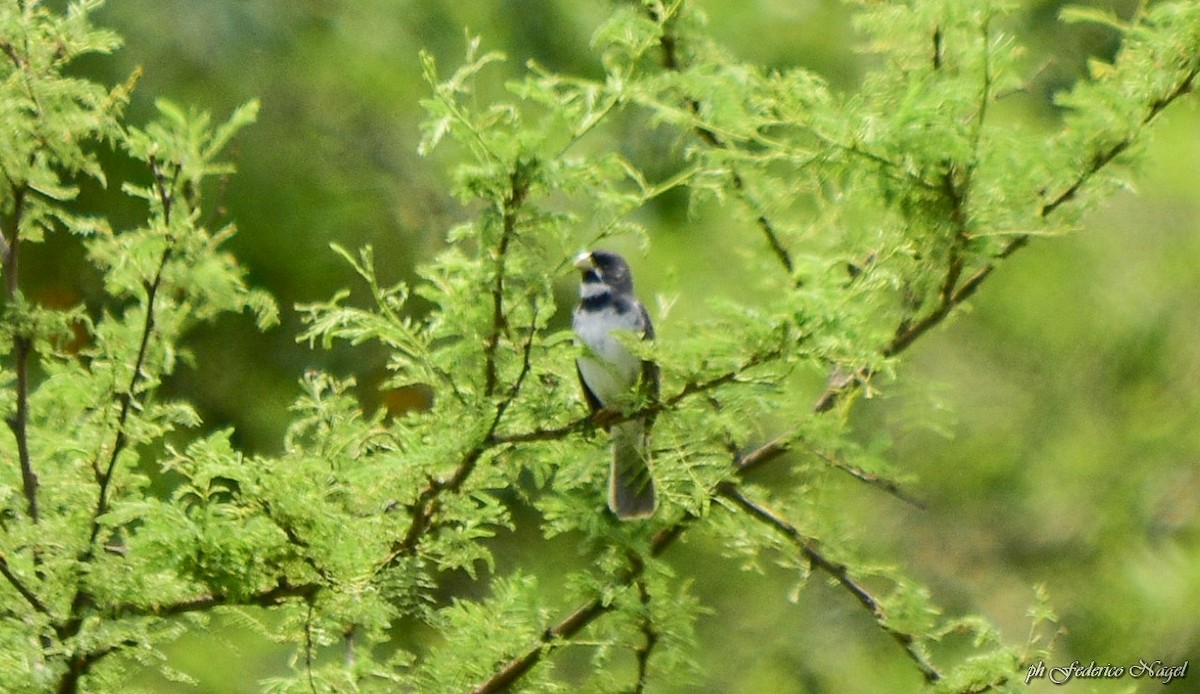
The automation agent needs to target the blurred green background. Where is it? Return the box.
[49,0,1200,691]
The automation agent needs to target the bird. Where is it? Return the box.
[572,249,660,519]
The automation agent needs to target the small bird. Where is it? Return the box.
[572,249,660,519]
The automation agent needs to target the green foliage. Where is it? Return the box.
[0,1,1197,692]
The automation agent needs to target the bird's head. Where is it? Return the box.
[574,250,634,294]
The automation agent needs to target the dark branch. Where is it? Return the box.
[717,484,943,683]
[385,296,542,564]
[1041,61,1198,220]
[633,575,658,693]
[482,164,530,396]
[58,579,318,694]
[495,349,781,445]
[824,53,1194,406]
[2,184,38,523]
[800,441,926,509]
[469,522,688,694]
[59,158,183,653]
[0,551,49,616]
[56,638,138,694]
[472,423,931,693]
[116,576,320,619]
[387,164,536,565]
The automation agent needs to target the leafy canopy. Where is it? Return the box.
[0,0,1197,692]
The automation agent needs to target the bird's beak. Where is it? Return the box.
[573,251,594,270]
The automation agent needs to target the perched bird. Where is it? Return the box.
[572,249,660,519]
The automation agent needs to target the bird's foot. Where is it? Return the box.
[591,408,623,431]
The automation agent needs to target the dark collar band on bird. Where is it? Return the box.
[572,250,660,520]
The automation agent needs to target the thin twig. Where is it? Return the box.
[890,14,995,360]
[800,442,925,509]
[259,498,334,583]
[647,4,796,280]
[1040,58,1198,219]
[383,163,535,564]
[85,156,177,553]
[57,158,182,676]
[482,164,530,396]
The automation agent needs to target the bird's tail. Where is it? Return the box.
[610,420,656,520]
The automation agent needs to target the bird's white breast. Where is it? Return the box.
[574,305,641,406]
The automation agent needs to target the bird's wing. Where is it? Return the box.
[576,360,604,413]
[636,301,660,429]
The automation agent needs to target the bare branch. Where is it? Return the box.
[799,441,926,509]
[717,484,943,683]
[0,551,49,616]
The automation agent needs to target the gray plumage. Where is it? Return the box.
[572,250,659,519]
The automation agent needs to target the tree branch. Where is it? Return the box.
[647,4,796,280]
[471,420,935,694]
[799,440,926,509]
[632,573,658,694]
[85,156,178,554]
[1040,61,1198,220]
[57,578,319,694]
[56,638,139,694]
[716,483,943,684]
[469,521,688,694]
[57,158,183,660]
[2,183,38,523]
[818,57,1197,411]
[494,348,782,445]
[0,551,49,616]
[115,576,320,619]
[384,295,542,565]
[482,163,531,397]
[384,163,537,566]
